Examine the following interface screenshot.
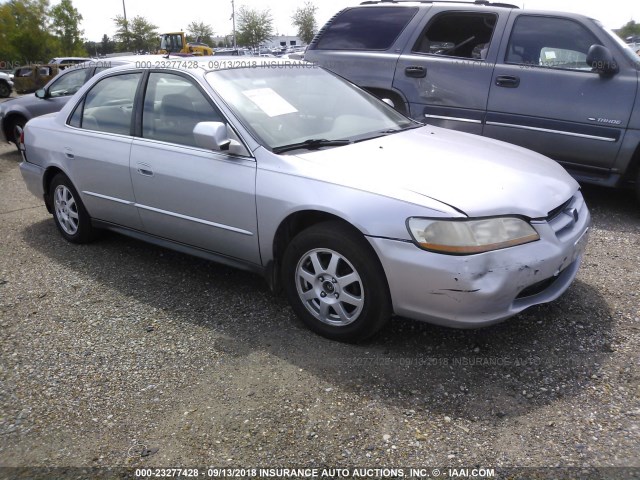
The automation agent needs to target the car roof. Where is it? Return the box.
[100,55,308,74]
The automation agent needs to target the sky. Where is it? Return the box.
[54,0,639,42]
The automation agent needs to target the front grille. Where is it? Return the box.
[546,192,585,240]
[546,197,573,222]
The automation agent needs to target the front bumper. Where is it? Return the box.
[368,192,590,327]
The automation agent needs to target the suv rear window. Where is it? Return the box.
[315,7,418,51]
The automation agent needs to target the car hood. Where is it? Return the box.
[0,93,36,111]
[290,126,578,218]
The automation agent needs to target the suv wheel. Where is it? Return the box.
[0,80,10,98]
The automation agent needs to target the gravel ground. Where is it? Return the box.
[0,139,639,477]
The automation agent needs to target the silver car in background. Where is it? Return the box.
[19,58,590,342]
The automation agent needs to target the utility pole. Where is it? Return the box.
[231,0,237,48]
[122,0,130,51]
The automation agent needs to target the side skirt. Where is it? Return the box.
[91,219,266,276]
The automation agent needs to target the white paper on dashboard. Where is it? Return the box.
[242,88,298,117]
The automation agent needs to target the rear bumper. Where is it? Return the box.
[19,161,45,201]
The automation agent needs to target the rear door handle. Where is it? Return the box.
[405,66,427,78]
[495,75,520,88]
[64,147,74,159]
[137,162,154,176]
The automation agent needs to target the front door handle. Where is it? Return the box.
[137,162,154,176]
[495,75,520,88]
[405,66,427,78]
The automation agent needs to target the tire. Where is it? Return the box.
[282,221,391,342]
[9,117,26,151]
[0,81,10,98]
[50,173,96,244]
[637,169,640,204]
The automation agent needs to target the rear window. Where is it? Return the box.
[315,7,418,51]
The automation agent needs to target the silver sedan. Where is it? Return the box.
[19,57,590,342]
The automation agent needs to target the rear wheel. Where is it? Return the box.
[282,221,391,342]
[50,173,96,244]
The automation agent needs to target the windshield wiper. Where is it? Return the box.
[272,138,351,154]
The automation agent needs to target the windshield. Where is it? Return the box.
[592,19,640,68]
[206,64,416,151]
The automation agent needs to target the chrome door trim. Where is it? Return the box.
[83,191,254,236]
[485,121,617,142]
[425,114,482,124]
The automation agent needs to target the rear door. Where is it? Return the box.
[65,72,144,229]
[485,14,637,177]
[393,6,512,133]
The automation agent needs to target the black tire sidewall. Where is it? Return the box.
[50,173,94,244]
[0,81,10,98]
[282,222,391,342]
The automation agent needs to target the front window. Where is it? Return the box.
[206,65,416,151]
[48,68,89,97]
[142,72,225,147]
[506,16,601,71]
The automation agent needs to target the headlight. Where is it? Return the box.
[407,217,540,255]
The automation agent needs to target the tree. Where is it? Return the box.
[236,6,273,49]
[617,20,640,42]
[0,0,53,63]
[113,14,158,53]
[291,1,317,45]
[187,21,214,45]
[113,14,131,51]
[50,0,85,56]
[101,34,115,55]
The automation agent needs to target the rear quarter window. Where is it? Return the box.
[315,7,418,51]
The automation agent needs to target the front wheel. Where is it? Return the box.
[282,221,391,342]
[50,173,96,243]
[10,117,26,151]
[0,81,11,98]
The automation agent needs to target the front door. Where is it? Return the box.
[485,14,637,177]
[129,71,260,265]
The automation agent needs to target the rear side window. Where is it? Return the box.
[413,12,498,59]
[315,7,418,50]
[73,73,141,135]
[506,16,601,70]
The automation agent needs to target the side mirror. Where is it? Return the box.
[586,45,618,75]
[193,121,247,156]
[35,88,48,99]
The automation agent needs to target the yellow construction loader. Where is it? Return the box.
[159,32,213,56]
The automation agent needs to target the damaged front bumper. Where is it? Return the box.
[368,192,590,328]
